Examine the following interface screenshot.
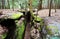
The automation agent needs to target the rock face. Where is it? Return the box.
[44,17,60,39]
[30,22,41,39]
[44,17,60,34]
[31,28,40,39]
[0,25,7,35]
[0,19,16,39]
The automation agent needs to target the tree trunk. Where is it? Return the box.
[0,1,1,9]
[54,0,57,12]
[49,0,52,17]
[7,0,10,9]
[55,3,56,12]
[48,0,49,8]
[2,0,5,9]
[0,0,2,9]
[12,0,14,11]
[24,0,33,39]
[38,0,42,10]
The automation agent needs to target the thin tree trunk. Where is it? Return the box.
[49,0,52,17]
[38,0,42,10]
[2,0,5,9]
[48,0,49,8]
[0,1,2,9]
[55,0,57,12]
[1,2,2,9]
[0,1,1,9]
[7,0,10,9]
[29,0,33,13]
[12,0,14,11]
[55,3,56,12]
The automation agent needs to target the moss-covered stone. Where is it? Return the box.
[34,16,43,23]
[10,13,23,19]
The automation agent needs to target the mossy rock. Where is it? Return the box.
[10,13,23,19]
[34,16,43,22]
[16,21,25,39]
[46,25,59,35]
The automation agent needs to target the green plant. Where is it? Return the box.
[16,21,25,39]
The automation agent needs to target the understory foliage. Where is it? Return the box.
[0,0,60,9]
[16,21,25,39]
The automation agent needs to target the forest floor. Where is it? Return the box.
[0,9,60,17]
[0,9,60,39]
[38,9,60,34]
[38,9,60,23]
[38,9,60,17]
[0,9,60,31]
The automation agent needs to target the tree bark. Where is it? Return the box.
[49,0,52,17]
[12,0,14,11]
[55,3,56,12]
[54,0,57,12]
[38,0,42,10]
[48,0,49,8]
[7,0,10,9]
[2,0,5,9]
[24,0,33,39]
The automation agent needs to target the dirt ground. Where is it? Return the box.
[0,9,60,17]
[38,9,60,17]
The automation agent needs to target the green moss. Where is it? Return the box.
[46,25,59,35]
[11,13,23,19]
[16,21,25,39]
[46,26,55,35]
[34,16,43,22]
[1,33,7,39]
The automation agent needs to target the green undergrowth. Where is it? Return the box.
[1,33,7,39]
[33,16,44,31]
[16,21,25,39]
